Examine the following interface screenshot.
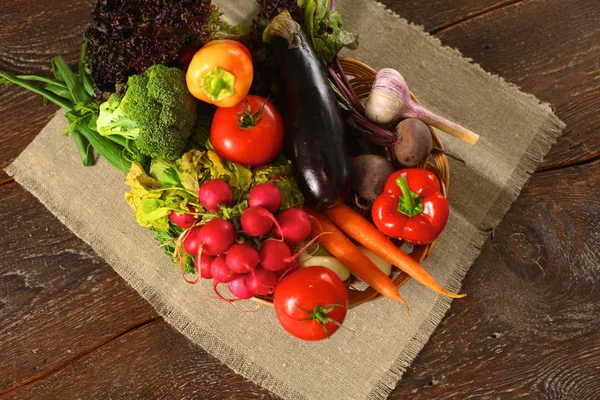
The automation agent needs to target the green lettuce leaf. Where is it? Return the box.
[125,162,197,230]
[300,0,358,65]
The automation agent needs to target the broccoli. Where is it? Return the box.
[96,64,197,161]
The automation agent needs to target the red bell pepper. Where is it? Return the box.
[371,168,449,245]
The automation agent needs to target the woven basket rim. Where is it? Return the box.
[252,57,450,309]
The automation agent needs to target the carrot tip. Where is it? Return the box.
[390,293,409,312]
[448,292,467,299]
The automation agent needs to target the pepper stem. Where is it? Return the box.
[201,67,236,101]
[396,175,424,217]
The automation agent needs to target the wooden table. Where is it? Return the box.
[1,1,598,398]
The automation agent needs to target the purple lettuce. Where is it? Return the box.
[85,0,220,100]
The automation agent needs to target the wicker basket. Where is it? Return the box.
[252,57,450,309]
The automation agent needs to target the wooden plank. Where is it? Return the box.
[0,0,89,69]
[0,184,158,394]
[5,320,280,400]
[0,0,598,398]
[389,157,600,398]
[0,92,60,179]
[0,0,93,180]
[379,0,519,33]
[432,0,600,170]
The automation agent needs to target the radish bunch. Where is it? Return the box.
[169,205,198,229]
[182,180,313,302]
[199,237,280,301]
[242,183,312,273]
[169,177,233,229]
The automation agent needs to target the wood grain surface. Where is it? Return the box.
[1,0,598,399]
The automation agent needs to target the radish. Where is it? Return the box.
[211,255,246,302]
[246,267,277,296]
[210,255,235,283]
[195,253,215,279]
[241,206,282,237]
[248,182,281,213]
[199,179,232,212]
[169,205,197,229]
[226,243,259,274]
[259,239,292,271]
[259,231,327,272]
[199,219,236,256]
[228,274,254,300]
[183,226,203,255]
[273,208,311,246]
[184,219,236,256]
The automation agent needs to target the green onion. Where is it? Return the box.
[78,124,132,173]
[0,72,75,111]
[71,130,94,166]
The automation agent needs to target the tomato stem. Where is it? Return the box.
[236,97,269,130]
[296,301,345,338]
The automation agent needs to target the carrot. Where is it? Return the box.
[324,203,466,299]
[305,209,407,306]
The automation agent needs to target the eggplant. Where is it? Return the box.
[266,12,350,209]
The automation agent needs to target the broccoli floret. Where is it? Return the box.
[96,64,197,161]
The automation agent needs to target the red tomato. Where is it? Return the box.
[211,95,284,167]
[273,266,348,341]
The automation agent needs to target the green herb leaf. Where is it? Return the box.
[150,160,183,188]
[301,0,358,65]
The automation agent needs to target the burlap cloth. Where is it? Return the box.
[5,1,565,399]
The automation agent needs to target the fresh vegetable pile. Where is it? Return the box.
[1,0,479,341]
